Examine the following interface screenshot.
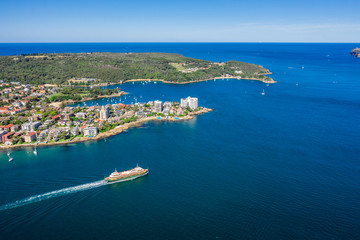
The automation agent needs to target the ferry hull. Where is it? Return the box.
[105,170,148,183]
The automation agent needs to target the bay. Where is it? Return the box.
[0,43,359,239]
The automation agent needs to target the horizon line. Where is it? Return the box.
[0,41,359,44]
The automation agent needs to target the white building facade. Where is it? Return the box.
[83,127,98,137]
[180,96,198,110]
[100,105,110,120]
[153,100,163,113]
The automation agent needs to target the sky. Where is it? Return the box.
[0,0,359,42]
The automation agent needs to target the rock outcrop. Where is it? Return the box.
[350,48,360,58]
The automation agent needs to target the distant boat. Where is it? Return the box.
[33,147,37,155]
[296,82,299,86]
[301,66,305,69]
[8,152,13,162]
[261,89,265,96]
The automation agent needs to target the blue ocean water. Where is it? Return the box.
[0,43,359,239]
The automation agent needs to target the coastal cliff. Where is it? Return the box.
[350,48,360,58]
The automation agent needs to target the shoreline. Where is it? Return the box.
[49,91,127,108]
[123,76,276,85]
[0,108,213,151]
[67,75,276,88]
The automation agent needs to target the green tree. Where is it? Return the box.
[25,101,32,110]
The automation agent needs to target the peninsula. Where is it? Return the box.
[0,52,274,85]
[0,52,274,150]
[0,85,211,150]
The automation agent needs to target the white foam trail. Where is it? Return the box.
[0,180,106,211]
[0,174,147,211]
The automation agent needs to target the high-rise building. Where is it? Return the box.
[180,96,198,109]
[153,100,163,113]
[100,105,110,120]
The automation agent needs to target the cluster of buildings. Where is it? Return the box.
[68,78,98,84]
[0,95,200,146]
[170,62,220,73]
[0,81,58,115]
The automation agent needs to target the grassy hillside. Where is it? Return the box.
[0,52,272,84]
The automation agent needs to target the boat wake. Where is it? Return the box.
[0,179,121,211]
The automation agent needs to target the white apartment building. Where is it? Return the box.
[153,100,163,113]
[180,96,198,110]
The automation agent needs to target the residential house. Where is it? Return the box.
[83,127,98,137]
[21,121,41,132]
[76,112,86,119]
[23,132,37,143]
[51,114,60,121]
[3,124,14,132]
[70,127,79,136]
[2,132,13,143]
[0,130,8,142]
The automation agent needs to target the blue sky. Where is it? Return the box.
[1,0,359,42]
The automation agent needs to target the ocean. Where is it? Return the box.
[0,43,359,239]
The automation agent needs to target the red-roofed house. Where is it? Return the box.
[52,114,60,120]
[23,132,37,143]
[118,103,125,108]
[0,107,9,113]
[11,108,23,115]
[3,124,14,132]
[2,132,13,143]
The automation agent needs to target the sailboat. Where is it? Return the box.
[7,152,13,162]
[33,147,37,155]
[261,89,265,96]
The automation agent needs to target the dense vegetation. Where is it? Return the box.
[46,87,121,102]
[0,52,272,84]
